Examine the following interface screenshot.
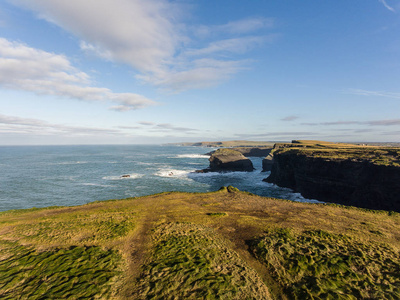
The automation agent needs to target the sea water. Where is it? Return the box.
[0,144,318,212]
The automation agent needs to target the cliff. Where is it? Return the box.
[198,148,254,172]
[265,143,400,212]
[262,153,274,171]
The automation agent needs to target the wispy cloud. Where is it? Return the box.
[378,0,396,12]
[138,121,156,126]
[234,132,318,139]
[216,18,275,34]
[281,115,299,122]
[142,59,245,92]
[0,114,199,138]
[0,113,121,135]
[185,36,274,57]
[346,88,400,99]
[136,121,198,133]
[367,119,400,126]
[302,119,400,126]
[9,0,274,92]
[302,121,359,126]
[0,38,156,110]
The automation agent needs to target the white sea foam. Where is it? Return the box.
[155,169,191,178]
[81,183,113,187]
[48,161,89,165]
[102,173,143,180]
[188,171,250,178]
[175,154,210,159]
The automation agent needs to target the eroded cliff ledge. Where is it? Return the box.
[265,141,400,212]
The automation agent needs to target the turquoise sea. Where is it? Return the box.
[0,145,317,212]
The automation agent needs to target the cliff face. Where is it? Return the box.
[265,150,400,212]
[233,147,272,158]
[262,153,274,171]
[198,148,254,172]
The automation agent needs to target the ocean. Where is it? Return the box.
[0,144,318,212]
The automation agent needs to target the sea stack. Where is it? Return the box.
[198,148,254,172]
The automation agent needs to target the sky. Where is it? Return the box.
[0,0,400,145]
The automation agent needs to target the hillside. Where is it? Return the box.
[1,187,400,299]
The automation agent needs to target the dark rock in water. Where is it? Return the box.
[121,174,131,178]
[198,148,254,173]
[265,148,400,212]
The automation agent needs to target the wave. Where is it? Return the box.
[188,171,252,178]
[155,169,192,178]
[102,173,144,181]
[48,161,89,165]
[175,154,210,159]
[80,183,113,187]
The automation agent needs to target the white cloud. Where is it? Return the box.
[379,0,396,12]
[8,0,273,92]
[9,0,179,75]
[0,38,156,110]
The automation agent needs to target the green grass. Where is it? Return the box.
[0,242,121,299]
[1,187,400,298]
[135,223,270,299]
[10,208,136,247]
[251,228,400,299]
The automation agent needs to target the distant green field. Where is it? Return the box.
[1,187,399,299]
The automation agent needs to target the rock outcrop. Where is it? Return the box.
[265,146,400,212]
[197,148,254,173]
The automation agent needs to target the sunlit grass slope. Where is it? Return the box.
[1,187,400,299]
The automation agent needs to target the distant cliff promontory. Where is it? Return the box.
[265,141,400,212]
[171,140,275,148]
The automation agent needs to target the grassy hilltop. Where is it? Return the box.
[1,187,400,299]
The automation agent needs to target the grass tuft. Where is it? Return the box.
[136,223,270,299]
[0,243,121,299]
[251,228,400,299]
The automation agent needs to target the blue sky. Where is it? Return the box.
[0,0,399,145]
